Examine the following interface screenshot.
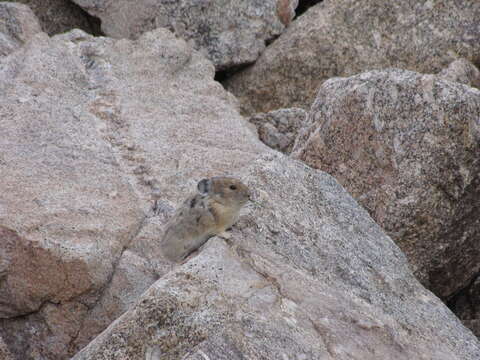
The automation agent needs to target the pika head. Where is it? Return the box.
[197,176,251,207]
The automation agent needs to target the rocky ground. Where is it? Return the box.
[0,1,479,359]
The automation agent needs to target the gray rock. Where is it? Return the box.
[225,0,480,114]
[293,68,480,299]
[73,154,480,360]
[0,2,42,56]
[7,0,101,36]
[71,0,298,70]
[0,27,266,359]
[438,58,480,89]
[249,107,307,154]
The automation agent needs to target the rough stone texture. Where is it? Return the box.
[73,154,480,360]
[249,107,307,153]
[1,6,479,359]
[71,250,159,352]
[0,335,14,360]
[0,300,89,360]
[0,2,42,56]
[0,31,145,359]
[71,0,298,70]
[225,0,480,114]
[293,69,480,300]
[438,58,480,89]
[0,31,146,317]
[7,0,101,36]
[0,27,266,359]
[0,226,93,318]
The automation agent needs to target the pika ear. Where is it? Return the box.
[197,178,212,194]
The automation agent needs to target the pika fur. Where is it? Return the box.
[160,176,251,263]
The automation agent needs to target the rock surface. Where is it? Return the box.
[293,68,480,299]
[9,0,101,36]
[74,154,480,360]
[0,31,144,358]
[225,0,480,114]
[438,58,480,89]
[249,107,307,153]
[0,27,266,359]
[0,2,42,56]
[2,2,480,358]
[71,0,297,70]
[0,335,14,360]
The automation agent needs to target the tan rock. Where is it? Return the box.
[225,0,480,114]
[2,6,478,359]
[0,2,42,56]
[71,0,298,70]
[0,27,266,359]
[0,226,92,317]
[73,154,480,360]
[293,68,480,299]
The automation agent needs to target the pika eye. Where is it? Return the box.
[229,185,237,190]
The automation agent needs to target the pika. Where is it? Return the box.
[161,176,251,263]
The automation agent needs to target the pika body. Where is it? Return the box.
[161,176,251,263]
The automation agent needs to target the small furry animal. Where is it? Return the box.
[161,176,251,263]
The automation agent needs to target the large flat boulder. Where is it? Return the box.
[293,68,480,300]
[71,0,298,70]
[73,154,480,360]
[225,0,480,114]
